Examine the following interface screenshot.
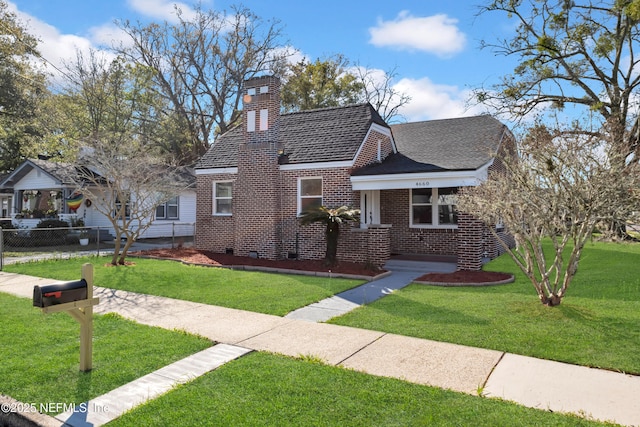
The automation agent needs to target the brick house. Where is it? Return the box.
[194,75,513,270]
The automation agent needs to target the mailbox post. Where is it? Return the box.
[33,263,99,372]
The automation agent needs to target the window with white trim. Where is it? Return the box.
[410,187,458,227]
[213,181,233,215]
[298,177,322,214]
[156,196,179,220]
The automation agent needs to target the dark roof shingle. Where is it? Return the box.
[352,115,508,176]
[196,103,388,169]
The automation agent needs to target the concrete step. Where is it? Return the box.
[383,259,457,274]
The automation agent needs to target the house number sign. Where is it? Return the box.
[415,181,430,187]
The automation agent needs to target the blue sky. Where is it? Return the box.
[8,0,519,123]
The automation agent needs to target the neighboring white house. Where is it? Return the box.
[0,158,195,239]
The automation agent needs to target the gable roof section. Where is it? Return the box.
[0,158,78,188]
[195,103,388,169]
[280,103,388,163]
[196,124,243,169]
[351,115,508,176]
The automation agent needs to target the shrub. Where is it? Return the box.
[36,219,69,229]
[31,219,70,244]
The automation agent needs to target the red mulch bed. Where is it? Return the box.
[416,270,513,285]
[132,247,385,277]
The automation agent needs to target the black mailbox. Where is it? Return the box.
[33,279,88,308]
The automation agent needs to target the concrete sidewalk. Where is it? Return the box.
[1,271,639,426]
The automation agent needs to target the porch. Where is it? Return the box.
[384,253,457,274]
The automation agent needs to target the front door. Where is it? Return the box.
[360,190,380,227]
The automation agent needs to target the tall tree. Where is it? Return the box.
[116,4,288,164]
[476,0,640,161]
[281,55,364,112]
[63,50,189,265]
[0,0,48,172]
[458,123,640,306]
[354,65,411,123]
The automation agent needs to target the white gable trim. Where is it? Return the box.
[350,161,493,190]
[279,160,352,171]
[352,124,395,164]
[195,167,238,175]
[1,161,63,188]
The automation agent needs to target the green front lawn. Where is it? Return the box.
[108,352,603,427]
[330,241,640,374]
[3,256,363,316]
[0,293,211,414]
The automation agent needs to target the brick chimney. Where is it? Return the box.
[242,75,281,144]
[234,76,283,259]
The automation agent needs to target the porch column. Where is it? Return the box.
[366,224,391,267]
[457,213,483,271]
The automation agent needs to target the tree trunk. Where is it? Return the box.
[118,238,135,265]
[324,222,340,266]
[541,294,562,307]
[111,234,121,265]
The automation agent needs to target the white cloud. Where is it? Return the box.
[369,11,466,57]
[394,77,487,121]
[127,0,198,23]
[88,23,132,49]
[7,2,97,85]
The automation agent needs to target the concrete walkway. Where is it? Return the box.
[285,258,457,321]
[1,271,639,426]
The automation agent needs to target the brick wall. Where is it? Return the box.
[234,142,282,259]
[353,128,394,168]
[195,163,392,267]
[195,173,237,252]
[279,166,357,260]
[338,225,391,266]
[380,189,458,256]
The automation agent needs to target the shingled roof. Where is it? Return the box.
[0,158,78,188]
[351,115,508,176]
[0,158,195,189]
[195,103,388,169]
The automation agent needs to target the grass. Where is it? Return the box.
[108,352,604,427]
[0,292,211,415]
[330,241,640,374]
[2,245,631,425]
[3,256,363,316]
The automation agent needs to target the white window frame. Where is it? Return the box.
[156,196,179,220]
[409,187,458,229]
[213,181,233,216]
[297,177,323,215]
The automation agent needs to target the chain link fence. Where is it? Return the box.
[0,221,195,269]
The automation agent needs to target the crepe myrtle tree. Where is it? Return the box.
[299,206,360,267]
[70,137,191,265]
[458,123,640,306]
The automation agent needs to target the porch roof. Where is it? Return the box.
[350,161,492,190]
[350,115,508,190]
